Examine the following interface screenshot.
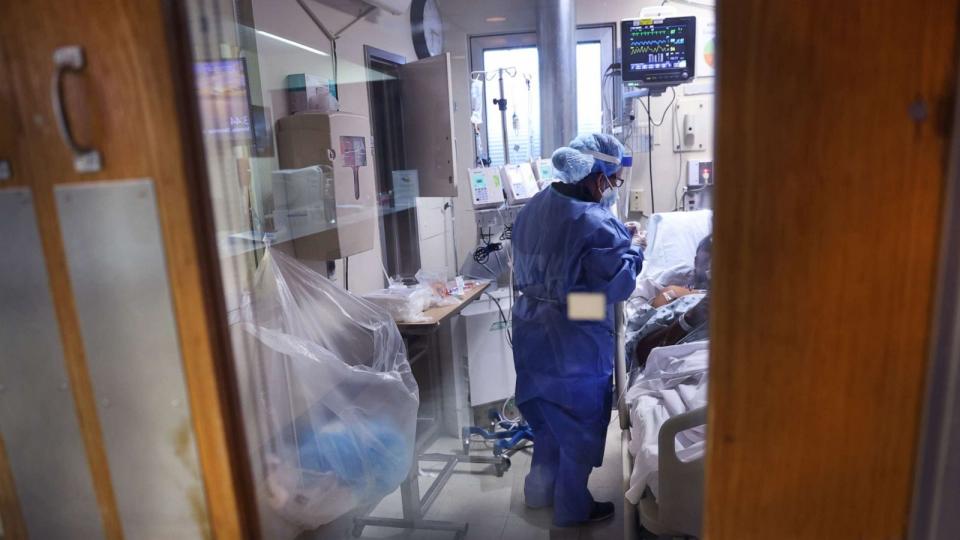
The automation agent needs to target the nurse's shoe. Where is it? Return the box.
[554,502,615,527]
[588,501,615,522]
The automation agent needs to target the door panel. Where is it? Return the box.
[0,188,103,538]
[708,0,959,538]
[400,53,458,197]
[0,0,254,536]
[56,180,209,538]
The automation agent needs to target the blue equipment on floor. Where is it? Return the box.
[461,408,535,476]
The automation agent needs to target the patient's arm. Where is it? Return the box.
[650,285,694,308]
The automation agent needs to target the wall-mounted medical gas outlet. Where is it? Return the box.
[673,97,711,153]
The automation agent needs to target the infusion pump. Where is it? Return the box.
[532,158,556,188]
[502,162,540,205]
[468,167,506,209]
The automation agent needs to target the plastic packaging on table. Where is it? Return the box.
[362,284,434,323]
[237,248,419,530]
[415,269,460,308]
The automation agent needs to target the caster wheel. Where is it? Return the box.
[495,457,512,477]
[461,427,471,454]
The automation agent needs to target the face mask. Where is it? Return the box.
[600,175,618,208]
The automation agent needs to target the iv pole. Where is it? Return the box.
[495,68,511,163]
[472,67,518,165]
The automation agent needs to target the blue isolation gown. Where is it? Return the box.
[511,184,643,525]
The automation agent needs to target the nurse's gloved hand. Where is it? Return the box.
[624,222,646,249]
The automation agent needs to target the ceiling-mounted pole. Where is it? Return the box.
[537,0,577,156]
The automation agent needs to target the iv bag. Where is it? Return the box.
[470,78,484,125]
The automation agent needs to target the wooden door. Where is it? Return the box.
[708,0,959,538]
[0,1,254,537]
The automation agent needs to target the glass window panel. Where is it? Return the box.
[482,47,541,165]
[576,41,603,137]
[482,41,605,166]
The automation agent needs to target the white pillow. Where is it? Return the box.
[641,210,712,279]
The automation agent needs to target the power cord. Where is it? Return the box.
[473,228,502,264]
[673,97,685,210]
[485,291,513,347]
[647,94,656,214]
[637,86,676,127]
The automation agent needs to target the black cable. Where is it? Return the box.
[637,87,676,127]
[485,291,513,347]
[473,228,502,264]
[473,243,502,264]
[647,94,656,214]
[637,88,678,215]
[674,98,685,210]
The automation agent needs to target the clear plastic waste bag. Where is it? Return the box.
[237,248,419,529]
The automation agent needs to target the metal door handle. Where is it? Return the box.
[51,46,101,173]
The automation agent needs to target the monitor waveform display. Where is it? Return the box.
[621,17,696,84]
[626,22,688,71]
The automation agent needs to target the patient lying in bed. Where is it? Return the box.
[622,211,712,503]
[626,234,712,370]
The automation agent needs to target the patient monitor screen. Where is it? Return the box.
[621,17,696,85]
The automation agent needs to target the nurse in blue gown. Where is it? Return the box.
[512,133,643,527]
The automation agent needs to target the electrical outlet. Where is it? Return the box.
[630,189,645,212]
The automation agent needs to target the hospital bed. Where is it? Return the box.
[629,406,706,538]
[616,210,711,539]
[618,343,707,539]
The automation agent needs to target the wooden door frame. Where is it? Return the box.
[162,1,261,537]
[910,48,960,540]
[706,1,957,537]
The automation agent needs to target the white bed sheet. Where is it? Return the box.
[625,340,709,504]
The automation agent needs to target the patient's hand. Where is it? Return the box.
[650,285,693,308]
